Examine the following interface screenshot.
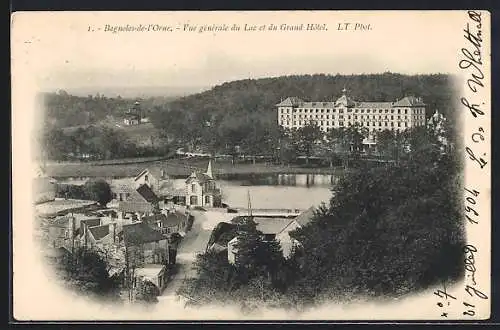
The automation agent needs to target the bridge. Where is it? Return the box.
[232,208,304,217]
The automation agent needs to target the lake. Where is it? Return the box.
[56,173,336,211]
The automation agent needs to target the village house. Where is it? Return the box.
[122,221,169,293]
[226,207,316,264]
[142,210,190,236]
[185,160,222,208]
[109,183,160,221]
[123,101,142,126]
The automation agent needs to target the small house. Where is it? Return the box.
[142,211,189,236]
[112,184,160,220]
[134,264,167,293]
[124,113,140,126]
[185,160,222,208]
[122,221,168,265]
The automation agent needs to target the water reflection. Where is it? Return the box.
[218,173,338,187]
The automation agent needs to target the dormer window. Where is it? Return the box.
[145,175,149,182]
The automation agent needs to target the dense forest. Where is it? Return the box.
[37,73,458,161]
[177,120,465,312]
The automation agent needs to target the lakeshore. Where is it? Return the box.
[43,158,347,179]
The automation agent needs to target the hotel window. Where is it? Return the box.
[339,122,344,126]
[385,109,389,113]
[404,122,407,127]
[398,122,401,127]
[405,109,408,114]
[398,109,401,114]
[391,122,394,127]
[379,109,383,113]
[391,109,395,113]
[339,109,344,113]
[391,115,394,120]
[367,109,371,113]
[326,115,329,119]
[361,109,364,113]
[379,122,382,126]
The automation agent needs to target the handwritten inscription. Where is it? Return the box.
[460,10,488,173]
[459,11,484,93]
[462,244,488,316]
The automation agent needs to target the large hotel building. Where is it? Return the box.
[276,88,427,142]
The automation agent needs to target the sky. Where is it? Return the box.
[11,11,465,95]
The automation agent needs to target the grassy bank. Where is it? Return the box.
[44,158,346,178]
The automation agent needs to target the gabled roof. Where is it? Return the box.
[50,216,73,227]
[88,224,110,241]
[122,222,165,246]
[80,218,101,229]
[134,168,169,182]
[185,172,213,184]
[294,206,316,227]
[253,217,295,235]
[392,96,425,107]
[136,184,159,203]
[142,211,187,228]
[117,201,154,213]
[275,97,304,107]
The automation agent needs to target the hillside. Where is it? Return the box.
[151,73,458,128]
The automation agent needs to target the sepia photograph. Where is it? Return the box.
[11,10,491,321]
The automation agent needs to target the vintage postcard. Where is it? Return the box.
[11,10,491,321]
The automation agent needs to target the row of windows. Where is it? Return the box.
[282,120,425,127]
[280,114,425,121]
[311,126,415,133]
[280,107,424,115]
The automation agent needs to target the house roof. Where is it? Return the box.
[142,211,186,228]
[294,206,316,227]
[136,184,159,203]
[357,101,394,108]
[253,217,295,235]
[185,172,213,184]
[88,224,110,241]
[135,264,165,279]
[117,201,154,213]
[209,242,228,252]
[134,168,169,182]
[392,96,425,107]
[81,218,101,228]
[50,216,73,227]
[122,222,165,246]
[275,97,304,107]
[300,101,336,108]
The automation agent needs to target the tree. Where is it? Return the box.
[288,137,464,302]
[294,122,323,165]
[135,279,160,304]
[58,247,120,300]
[376,129,395,160]
[83,179,113,206]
